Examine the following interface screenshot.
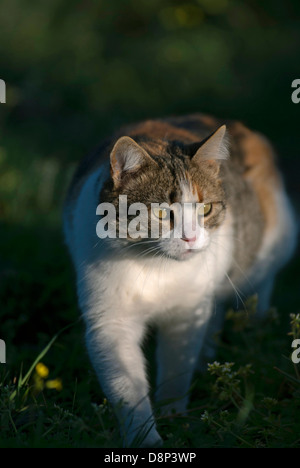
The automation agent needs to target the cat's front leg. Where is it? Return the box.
[155,298,213,415]
[197,301,225,372]
[84,311,162,448]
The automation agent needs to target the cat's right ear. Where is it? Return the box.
[110,136,156,186]
[191,125,229,163]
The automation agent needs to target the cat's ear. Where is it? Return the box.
[110,136,156,186]
[191,125,229,163]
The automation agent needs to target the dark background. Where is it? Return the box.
[1,0,299,221]
[0,0,299,448]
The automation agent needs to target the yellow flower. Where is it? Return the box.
[45,378,63,392]
[35,362,49,379]
[33,375,45,392]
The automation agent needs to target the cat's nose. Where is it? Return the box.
[181,235,196,244]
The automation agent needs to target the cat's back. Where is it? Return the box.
[66,113,281,202]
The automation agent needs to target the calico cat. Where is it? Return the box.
[64,114,296,447]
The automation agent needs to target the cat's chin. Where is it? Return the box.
[167,249,200,262]
[180,249,199,260]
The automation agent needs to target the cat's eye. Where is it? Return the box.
[197,203,212,218]
[152,207,168,220]
[203,203,212,216]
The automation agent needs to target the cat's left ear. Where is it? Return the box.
[191,125,229,163]
[110,136,157,186]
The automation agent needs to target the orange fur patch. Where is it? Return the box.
[193,183,203,203]
[131,121,198,143]
[236,125,282,232]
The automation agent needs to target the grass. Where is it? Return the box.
[0,134,300,448]
[1,295,300,448]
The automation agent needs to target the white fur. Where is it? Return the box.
[64,163,296,447]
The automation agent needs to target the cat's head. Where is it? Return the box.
[101,125,229,261]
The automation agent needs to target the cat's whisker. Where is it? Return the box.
[92,238,105,249]
[157,252,169,289]
[225,272,247,311]
[211,233,245,244]
[118,239,160,258]
[121,239,160,249]
[132,247,163,287]
[138,246,162,259]
[206,240,247,311]
[210,238,255,293]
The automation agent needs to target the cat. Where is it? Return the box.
[63,113,296,447]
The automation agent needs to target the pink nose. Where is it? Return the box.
[181,235,196,243]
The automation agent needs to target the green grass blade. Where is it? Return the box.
[9,321,79,401]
